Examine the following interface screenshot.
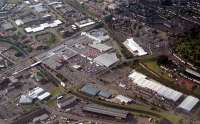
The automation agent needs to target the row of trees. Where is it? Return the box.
[175,27,200,67]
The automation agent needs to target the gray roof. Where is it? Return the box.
[80,84,100,96]
[33,114,49,123]
[32,4,47,13]
[57,95,77,108]
[19,95,33,104]
[186,68,200,78]
[83,104,128,119]
[42,55,62,69]
[94,53,119,67]
[89,43,112,52]
[2,22,14,30]
[178,96,199,112]
[98,90,112,98]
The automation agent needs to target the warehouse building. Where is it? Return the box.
[98,90,112,99]
[19,95,33,104]
[81,28,110,43]
[1,22,15,31]
[123,38,147,56]
[94,53,119,67]
[177,96,199,112]
[115,95,133,104]
[83,104,129,119]
[80,83,100,96]
[25,19,62,33]
[57,95,77,109]
[75,19,95,28]
[89,43,112,53]
[28,87,51,101]
[129,70,183,102]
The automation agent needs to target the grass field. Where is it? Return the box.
[51,86,64,97]
[141,56,174,81]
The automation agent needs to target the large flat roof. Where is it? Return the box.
[80,84,100,96]
[89,43,112,52]
[83,104,128,119]
[129,70,183,102]
[123,38,147,56]
[94,53,119,67]
[178,96,199,112]
[186,68,200,78]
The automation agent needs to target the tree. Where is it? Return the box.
[157,55,169,65]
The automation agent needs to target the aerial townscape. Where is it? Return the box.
[0,0,200,124]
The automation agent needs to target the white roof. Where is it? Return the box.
[32,26,44,32]
[28,87,44,99]
[115,95,132,103]
[186,68,200,78]
[19,95,33,104]
[37,92,51,101]
[24,1,30,4]
[129,70,183,102]
[24,20,62,33]
[81,31,110,43]
[123,38,147,56]
[94,53,119,67]
[75,19,95,28]
[24,27,32,33]
[15,19,24,26]
[54,19,62,25]
[178,96,199,112]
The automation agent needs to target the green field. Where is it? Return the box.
[141,57,174,81]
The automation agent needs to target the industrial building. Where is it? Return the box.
[57,95,77,109]
[98,90,112,99]
[80,83,100,96]
[114,95,132,104]
[75,18,95,28]
[94,52,119,67]
[177,96,199,112]
[30,3,48,13]
[19,95,33,104]
[25,19,62,33]
[81,28,110,43]
[129,70,183,102]
[1,22,15,31]
[27,87,51,101]
[89,43,112,53]
[123,38,147,56]
[83,104,129,119]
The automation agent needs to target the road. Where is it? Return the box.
[0,22,98,78]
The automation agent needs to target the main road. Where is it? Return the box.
[0,23,97,78]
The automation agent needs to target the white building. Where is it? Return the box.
[28,87,51,101]
[129,70,183,102]
[25,19,62,33]
[37,92,51,101]
[178,96,199,112]
[81,29,110,43]
[75,19,95,28]
[94,53,119,67]
[28,87,44,99]
[115,95,132,104]
[123,38,147,56]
